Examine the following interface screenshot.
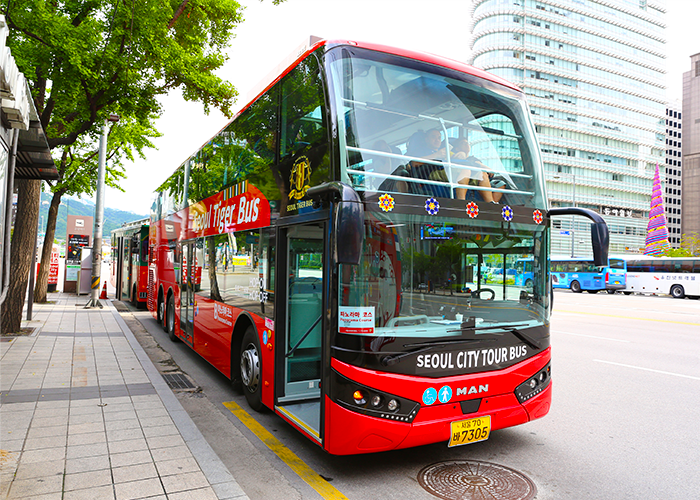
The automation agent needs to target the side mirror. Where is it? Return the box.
[307,182,365,265]
[548,207,609,266]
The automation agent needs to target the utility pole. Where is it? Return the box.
[85,114,119,308]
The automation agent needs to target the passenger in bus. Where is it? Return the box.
[373,140,410,193]
[451,138,504,204]
[405,129,451,197]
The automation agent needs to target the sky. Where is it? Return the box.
[102,0,698,216]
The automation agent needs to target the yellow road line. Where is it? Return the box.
[222,401,348,500]
[556,309,700,326]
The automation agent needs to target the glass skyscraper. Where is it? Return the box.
[469,0,667,255]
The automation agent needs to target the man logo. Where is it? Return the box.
[456,384,489,396]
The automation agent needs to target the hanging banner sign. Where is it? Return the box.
[186,181,271,239]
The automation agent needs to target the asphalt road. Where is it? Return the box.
[124,290,700,500]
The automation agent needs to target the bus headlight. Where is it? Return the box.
[515,363,551,403]
[331,370,419,423]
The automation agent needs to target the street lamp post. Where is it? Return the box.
[86,114,119,308]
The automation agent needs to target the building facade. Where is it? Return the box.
[665,101,682,248]
[469,0,667,255]
[682,53,700,238]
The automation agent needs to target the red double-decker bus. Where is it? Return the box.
[148,37,608,454]
[111,219,149,307]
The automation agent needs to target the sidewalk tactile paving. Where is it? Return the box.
[0,294,247,499]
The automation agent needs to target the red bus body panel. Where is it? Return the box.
[324,350,551,455]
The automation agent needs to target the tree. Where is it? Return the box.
[1,0,282,333]
[662,232,700,257]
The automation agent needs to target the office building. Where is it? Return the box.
[682,53,700,238]
[665,101,682,248]
[469,0,667,255]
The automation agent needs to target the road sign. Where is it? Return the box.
[560,230,571,235]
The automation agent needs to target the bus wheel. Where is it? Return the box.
[670,285,685,299]
[570,281,582,293]
[623,291,632,295]
[240,326,263,412]
[158,296,167,331]
[131,285,138,306]
[606,289,616,294]
[586,290,599,294]
[166,295,179,342]
[525,279,533,287]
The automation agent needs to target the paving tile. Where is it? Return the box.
[10,492,63,500]
[112,462,158,484]
[141,424,178,439]
[13,459,65,481]
[103,410,138,422]
[68,412,104,425]
[109,449,153,468]
[146,434,186,450]
[66,441,109,460]
[18,446,66,464]
[167,487,219,500]
[23,434,67,450]
[108,437,148,454]
[114,477,165,500]
[68,422,105,435]
[67,431,107,447]
[106,427,144,442]
[154,456,201,477]
[63,484,116,500]
[105,419,141,432]
[64,454,111,474]
[6,474,63,498]
[161,470,210,493]
[64,468,114,491]
[26,425,67,440]
[149,445,193,462]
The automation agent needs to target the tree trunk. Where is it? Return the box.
[34,192,63,303]
[1,179,41,334]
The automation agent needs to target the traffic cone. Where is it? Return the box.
[100,281,107,299]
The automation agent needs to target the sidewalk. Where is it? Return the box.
[0,293,249,500]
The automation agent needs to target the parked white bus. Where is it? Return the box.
[621,256,700,299]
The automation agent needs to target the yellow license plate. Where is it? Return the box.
[449,415,491,447]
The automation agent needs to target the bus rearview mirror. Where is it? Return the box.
[307,182,365,265]
[548,207,610,267]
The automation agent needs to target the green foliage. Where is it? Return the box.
[2,0,262,192]
[662,232,700,257]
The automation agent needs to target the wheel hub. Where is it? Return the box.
[241,344,260,390]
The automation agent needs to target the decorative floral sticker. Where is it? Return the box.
[533,209,543,225]
[502,205,514,222]
[425,197,440,215]
[466,201,479,219]
[378,193,395,212]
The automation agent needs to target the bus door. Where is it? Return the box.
[179,241,195,345]
[121,236,131,301]
[276,222,325,441]
[115,236,124,300]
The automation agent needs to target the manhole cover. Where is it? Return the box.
[418,460,536,500]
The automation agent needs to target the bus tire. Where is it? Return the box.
[670,285,685,299]
[570,281,582,293]
[606,289,616,294]
[166,294,179,342]
[623,291,632,295]
[131,285,139,307]
[158,292,167,331]
[240,326,263,412]
[586,290,599,294]
[525,279,533,287]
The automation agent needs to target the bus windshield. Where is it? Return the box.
[327,46,546,208]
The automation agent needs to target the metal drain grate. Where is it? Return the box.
[418,460,536,500]
[162,373,196,390]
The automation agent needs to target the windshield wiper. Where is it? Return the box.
[446,322,542,351]
[381,338,495,367]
